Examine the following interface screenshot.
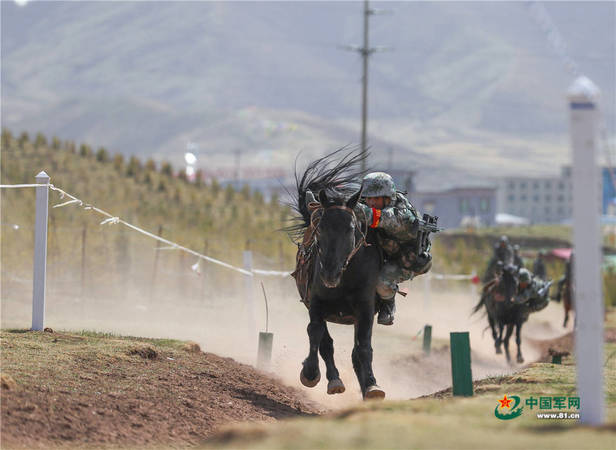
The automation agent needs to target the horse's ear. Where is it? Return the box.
[318,189,329,206]
[346,187,363,209]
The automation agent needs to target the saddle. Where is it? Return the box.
[291,202,322,308]
[482,277,504,302]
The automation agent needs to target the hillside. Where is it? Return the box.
[4,129,616,312]
[1,1,614,189]
[0,129,296,294]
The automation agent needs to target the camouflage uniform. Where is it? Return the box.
[483,236,514,282]
[532,251,547,281]
[513,244,524,268]
[512,268,550,312]
[354,173,432,325]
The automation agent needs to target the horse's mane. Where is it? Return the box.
[471,265,518,315]
[285,146,368,243]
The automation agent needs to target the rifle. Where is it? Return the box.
[413,213,444,267]
[538,280,553,298]
[414,213,443,255]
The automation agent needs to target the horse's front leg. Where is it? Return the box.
[319,325,345,394]
[515,322,524,364]
[488,314,498,344]
[354,309,384,400]
[495,322,504,354]
[300,301,325,388]
[503,323,514,364]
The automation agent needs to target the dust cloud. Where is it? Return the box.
[1,248,572,409]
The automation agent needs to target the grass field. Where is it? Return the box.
[1,307,614,450]
[205,344,616,450]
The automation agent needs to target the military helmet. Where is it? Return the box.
[513,244,520,252]
[499,235,509,244]
[518,268,531,283]
[361,172,396,199]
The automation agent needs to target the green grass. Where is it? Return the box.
[203,344,616,450]
[469,225,572,241]
[1,129,295,291]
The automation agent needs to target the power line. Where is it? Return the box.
[341,0,392,172]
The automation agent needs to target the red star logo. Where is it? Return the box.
[498,395,513,409]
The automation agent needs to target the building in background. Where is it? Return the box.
[496,166,616,224]
[411,186,497,229]
[495,167,573,224]
[602,167,616,214]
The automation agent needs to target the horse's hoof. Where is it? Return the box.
[327,378,346,395]
[364,385,385,400]
[300,369,320,388]
[517,356,525,364]
[495,347,502,354]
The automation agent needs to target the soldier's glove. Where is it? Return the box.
[412,252,432,274]
[410,218,420,236]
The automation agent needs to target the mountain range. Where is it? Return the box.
[1,1,614,189]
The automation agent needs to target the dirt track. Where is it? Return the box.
[1,274,578,448]
[0,330,322,449]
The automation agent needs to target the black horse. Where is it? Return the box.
[473,264,528,364]
[289,149,384,399]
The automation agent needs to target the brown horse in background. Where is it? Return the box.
[562,278,574,328]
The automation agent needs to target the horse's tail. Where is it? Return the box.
[284,146,368,241]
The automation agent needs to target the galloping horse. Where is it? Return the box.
[562,278,574,328]
[289,149,385,399]
[473,264,529,364]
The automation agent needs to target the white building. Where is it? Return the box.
[495,167,573,224]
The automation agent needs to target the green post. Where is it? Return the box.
[423,325,432,355]
[450,332,473,396]
[257,332,273,370]
[552,355,562,364]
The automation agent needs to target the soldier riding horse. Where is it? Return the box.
[288,149,439,399]
[473,265,551,364]
[289,149,384,399]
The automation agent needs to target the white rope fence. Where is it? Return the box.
[2,177,474,332]
[1,182,289,277]
[430,272,477,281]
[2,183,479,282]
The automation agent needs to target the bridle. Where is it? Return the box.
[308,202,369,274]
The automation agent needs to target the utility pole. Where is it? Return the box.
[343,0,391,172]
[360,0,372,172]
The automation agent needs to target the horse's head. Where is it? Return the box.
[498,263,519,302]
[316,188,363,288]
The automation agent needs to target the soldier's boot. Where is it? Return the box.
[377,296,396,326]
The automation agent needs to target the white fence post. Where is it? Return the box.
[243,249,256,331]
[568,76,604,425]
[32,171,50,331]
